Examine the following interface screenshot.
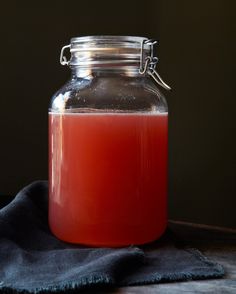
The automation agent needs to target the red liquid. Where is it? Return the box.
[49,112,168,246]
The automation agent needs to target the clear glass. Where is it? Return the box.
[49,36,168,247]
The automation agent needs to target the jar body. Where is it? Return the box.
[49,71,168,246]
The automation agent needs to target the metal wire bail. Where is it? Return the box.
[139,39,171,91]
[60,45,71,66]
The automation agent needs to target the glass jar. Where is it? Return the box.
[49,36,170,247]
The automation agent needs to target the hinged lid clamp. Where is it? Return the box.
[60,45,71,66]
[139,39,171,91]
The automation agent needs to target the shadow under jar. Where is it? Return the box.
[49,36,170,247]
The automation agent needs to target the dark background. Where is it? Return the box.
[0,0,235,228]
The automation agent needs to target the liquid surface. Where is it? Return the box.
[49,112,168,246]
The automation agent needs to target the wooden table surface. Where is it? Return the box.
[84,221,236,293]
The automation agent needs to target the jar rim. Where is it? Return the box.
[65,35,153,68]
[70,35,150,50]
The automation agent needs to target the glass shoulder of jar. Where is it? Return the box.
[50,76,168,113]
[50,78,93,112]
[100,77,168,113]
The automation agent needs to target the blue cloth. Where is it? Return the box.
[0,181,224,293]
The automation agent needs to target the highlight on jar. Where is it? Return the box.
[49,36,171,247]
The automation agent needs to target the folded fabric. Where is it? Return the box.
[0,181,224,293]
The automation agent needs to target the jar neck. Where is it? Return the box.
[71,65,144,79]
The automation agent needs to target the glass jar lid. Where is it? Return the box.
[60,35,171,90]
